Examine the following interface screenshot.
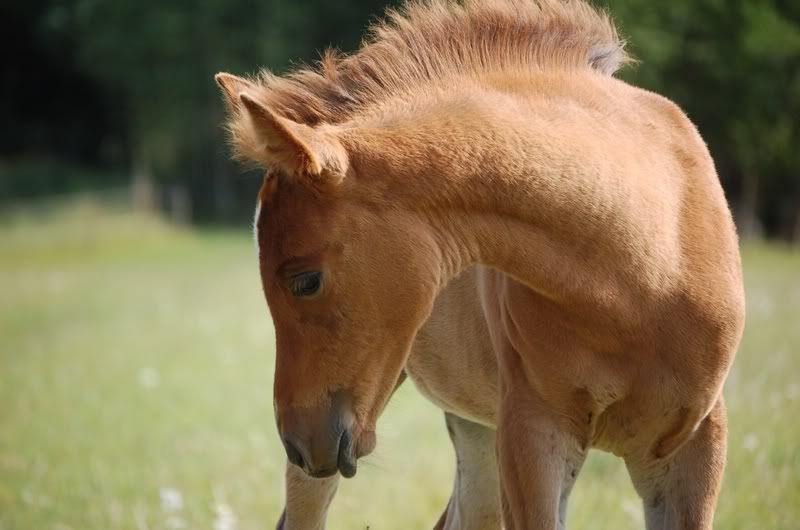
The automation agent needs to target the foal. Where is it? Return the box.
[217,1,745,528]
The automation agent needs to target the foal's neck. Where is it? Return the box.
[349,80,646,317]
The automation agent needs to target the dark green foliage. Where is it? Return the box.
[608,0,800,239]
[2,0,797,237]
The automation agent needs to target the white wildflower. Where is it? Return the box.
[138,367,160,389]
[742,433,759,451]
[213,502,237,530]
[160,487,184,512]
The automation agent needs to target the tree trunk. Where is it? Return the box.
[212,153,235,222]
[790,190,800,244]
[735,172,762,239]
[169,184,192,225]
[131,144,157,212]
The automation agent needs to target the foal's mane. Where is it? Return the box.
[232,0,630,140]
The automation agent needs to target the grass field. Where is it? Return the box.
[1,198,798,530]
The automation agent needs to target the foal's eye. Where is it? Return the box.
[289,271,323,298]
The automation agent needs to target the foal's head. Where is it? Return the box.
[216,74,442,478]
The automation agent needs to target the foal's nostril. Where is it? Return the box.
[283,438,305,469]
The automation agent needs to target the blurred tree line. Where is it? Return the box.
[1,0,798,239]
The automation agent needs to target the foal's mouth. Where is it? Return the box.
[336,428,357,478]
[335,427,376,479]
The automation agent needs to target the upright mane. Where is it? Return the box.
[231,0,630,138]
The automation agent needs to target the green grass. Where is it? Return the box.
[1,198,798,530]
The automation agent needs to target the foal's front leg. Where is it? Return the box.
[625,396,728,530]
[276,462,339,530]
[434,413,501,530]
[276,371,408,529]
[496,386,588,530]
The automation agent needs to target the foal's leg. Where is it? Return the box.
[276,371,408,529]
[276,461,339,530]
[625,397,727,530]
[496,388,588,530]
[434,413,501,530]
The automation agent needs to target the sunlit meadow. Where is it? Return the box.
[1,198,798,530]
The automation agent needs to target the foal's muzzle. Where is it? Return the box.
[278,395,358,478]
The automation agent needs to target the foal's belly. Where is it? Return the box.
[405,362,498,428]
[404,267,499,428]
[404,268,732,462]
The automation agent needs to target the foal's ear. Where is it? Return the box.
[214,72,258,112]
[238,93,348,182]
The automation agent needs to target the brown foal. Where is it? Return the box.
[216,1,745,528]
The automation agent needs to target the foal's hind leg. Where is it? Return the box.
[434,413,501,530]
[276,461,339,530]
[625,397,727,530]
